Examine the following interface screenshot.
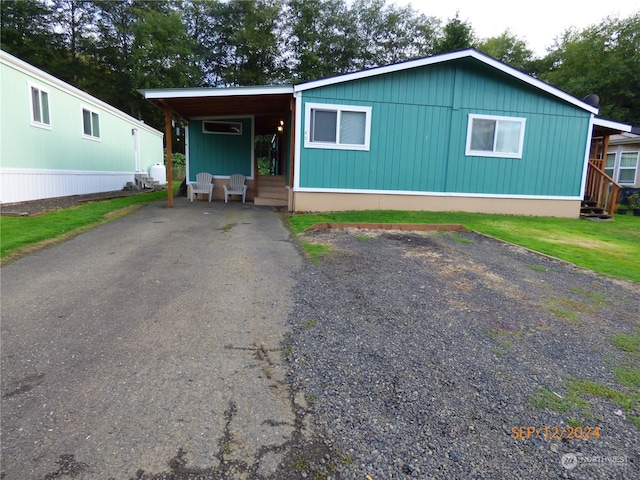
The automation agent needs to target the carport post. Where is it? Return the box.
[164,109,174,208]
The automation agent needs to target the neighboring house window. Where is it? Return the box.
[604,153,616,178]
[465,114,526,159]
[30,85,51,127]
[82,108,100,139]
[305,103,372,151]
[618,152,639,184]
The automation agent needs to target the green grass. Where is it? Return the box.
[299,239,332,264]
[289,210,640,283]
[529,325,640,428]
[611,330,640,356]
[1,188,170,262]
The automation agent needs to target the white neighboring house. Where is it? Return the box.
[0,50,164,204]
[605,131,640,189]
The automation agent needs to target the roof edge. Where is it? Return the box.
[293,49,599,115]
[593,117,633,133]
[140,85,294,100]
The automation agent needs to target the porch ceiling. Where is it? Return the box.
[147,93,293,135]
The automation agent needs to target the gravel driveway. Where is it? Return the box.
[287,228,640,479]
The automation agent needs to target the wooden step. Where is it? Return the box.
[254,196,288,207]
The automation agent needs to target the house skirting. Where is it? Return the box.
[291,191,581,218]
[0,168,134,204]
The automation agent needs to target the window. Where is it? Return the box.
[466,114,526,158]
[604,153,616,178]
[203,121,242,135]
[618,152,639,184]
[305,103,372,150]
[30,85,51,127]
[82,108,100,139]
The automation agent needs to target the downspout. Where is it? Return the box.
[164,109,174,208]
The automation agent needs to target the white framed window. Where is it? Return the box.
[465,114,526,159]
[618,152,638,184]
[29,83,51,128]
[305,103,372,151]
[82,107,100,139]
[202,120,242,135]
[604,153,616,178]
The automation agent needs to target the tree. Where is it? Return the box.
[433,13,475,54]
[49,0,98,85]
[220,0,282,85]
[0,0,60,71]
[476,30,534,71]
[540,13,640,125]
[348,0,438,69]
[284,0,356,82]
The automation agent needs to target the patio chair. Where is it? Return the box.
[190,172,214,202]
[223,174,247,203]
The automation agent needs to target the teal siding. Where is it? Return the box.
[299,59,591,197]
[188,118,253,181]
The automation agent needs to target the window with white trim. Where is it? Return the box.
[618,152,638,184]
[305,103,372,150]
[202,120,242,135]
[82,107,100,139]
[604,153,616,178]
[465,114,526,158]
[30,84,51,127]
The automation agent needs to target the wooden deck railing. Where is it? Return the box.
[585,160,621,214]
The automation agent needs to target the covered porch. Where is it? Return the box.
[141,86,295,208]
[584,118,633,217]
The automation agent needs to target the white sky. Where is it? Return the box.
[400,0,640,56]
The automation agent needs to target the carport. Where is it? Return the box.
[141,86,295,207]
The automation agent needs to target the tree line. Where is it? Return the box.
[2,0,638,130]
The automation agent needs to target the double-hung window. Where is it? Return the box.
[305,103,372,151]
[618,152,639,184]
[466,114,526,159]
[82,107,100,139]
[29,84,51,128]
[604,153,616,179]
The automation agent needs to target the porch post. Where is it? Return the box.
[288,97,296,189]
[164,108,174,208]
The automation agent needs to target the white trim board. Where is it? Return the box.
[293,186,580,201]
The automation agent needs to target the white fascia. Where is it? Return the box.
[294,49,599,115]
[141,85,293,100]
[592,117,632,133]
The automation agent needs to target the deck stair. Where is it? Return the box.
[580,200,612,221]
[135,173,163,190]
[254,175,288,207]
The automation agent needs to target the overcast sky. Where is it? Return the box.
[401,0,640,56]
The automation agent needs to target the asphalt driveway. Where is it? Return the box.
[1,199,308,479]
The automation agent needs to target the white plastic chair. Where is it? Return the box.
[190,172,214,202]
[223,174,247,203]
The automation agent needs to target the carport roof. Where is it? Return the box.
[140,85,294,135]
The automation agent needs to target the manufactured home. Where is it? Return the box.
[0,51,164,204]
[142,49,632,217]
